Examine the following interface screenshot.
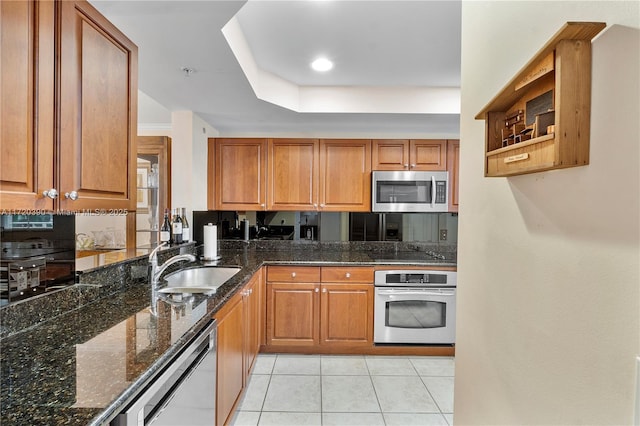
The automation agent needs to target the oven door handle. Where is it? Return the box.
[377,289,455,297]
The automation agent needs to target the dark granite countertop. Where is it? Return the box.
[0,245,455,425]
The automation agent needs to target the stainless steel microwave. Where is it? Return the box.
[371,171,449,212]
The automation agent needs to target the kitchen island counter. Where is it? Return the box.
[0,245,455,425]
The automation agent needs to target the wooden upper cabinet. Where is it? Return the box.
[447,140,460,212]
[58,0,138,210]
[372,139,446,171]
[267,139,319,211]
[214,138,267,210]
[319,139,371,212]
[410,140,447,170]
[0,0,55,210]
[371,139,410,170]
[0,0,136,211]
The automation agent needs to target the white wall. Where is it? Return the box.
[170,111,218,229]
[456,2,639,424]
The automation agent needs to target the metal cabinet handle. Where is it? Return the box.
[411,163,416,168]
[291,272,296,278]
[322,288,327,293]
[315,287,319,293]
[42,189,58,199]
[345,272,351,278]
[65,191,79,200]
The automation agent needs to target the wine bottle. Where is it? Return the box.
[160,209,171,244]
[172,208,183,244]
[181,207,190,243]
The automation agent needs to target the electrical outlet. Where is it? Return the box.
[439,229,448,241]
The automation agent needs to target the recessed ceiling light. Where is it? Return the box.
[181,67,196,77]
[311,57,333,72]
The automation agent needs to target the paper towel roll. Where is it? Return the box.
[203,224,218,260]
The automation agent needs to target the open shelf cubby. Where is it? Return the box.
[476,22,606,177]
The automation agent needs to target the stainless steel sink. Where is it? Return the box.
[158,266,241,294]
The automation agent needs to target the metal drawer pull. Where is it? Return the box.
[345,272,351,278]
[291,272,296,278]
[65,191,79,200]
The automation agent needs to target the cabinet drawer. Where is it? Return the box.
[486,136,556,176]
[321,267,373,283]
[267,266,320,282]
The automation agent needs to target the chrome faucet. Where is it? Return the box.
[148,242,196,292]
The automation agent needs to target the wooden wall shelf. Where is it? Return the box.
[476,22,606,177]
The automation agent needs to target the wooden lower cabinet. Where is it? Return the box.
[320,283,373,346]
[265,266,374,350]
[266,282,319,346]
[243,271,262,377]
[215,293,244,426]
[215,271,262,426]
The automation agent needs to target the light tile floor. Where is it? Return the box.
[230,354,454,426]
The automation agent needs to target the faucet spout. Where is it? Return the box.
[153,254,197,285]
[148,242,196,289]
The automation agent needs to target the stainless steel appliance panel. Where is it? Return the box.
[374,270,456,344]
[374,287,456,344]
[113,320,217,425]
[372,171,449,213]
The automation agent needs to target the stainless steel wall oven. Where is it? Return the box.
[374,270,456,345]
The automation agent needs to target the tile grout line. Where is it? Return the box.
[236,354,454,425]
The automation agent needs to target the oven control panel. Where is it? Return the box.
[374,270,457,287]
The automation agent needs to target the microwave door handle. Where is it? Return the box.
[431,176,436,207]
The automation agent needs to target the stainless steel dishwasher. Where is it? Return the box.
[112,319,217,425]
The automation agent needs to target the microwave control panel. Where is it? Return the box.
[435,181,447,203]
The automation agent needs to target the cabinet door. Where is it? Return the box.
[266,282,319,346]
[215,294,244,426]
[0,0,55,210]
[58,0,138,211]
[447,140,460,212]
[267,138,319,211]
[243,272,262,378]
[319,139,371,212]
[409,140,447,171]
[320,283,374,346]
[215,138,267,210]
[372,140,410,170]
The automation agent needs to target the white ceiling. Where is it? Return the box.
[90,0,461,136]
